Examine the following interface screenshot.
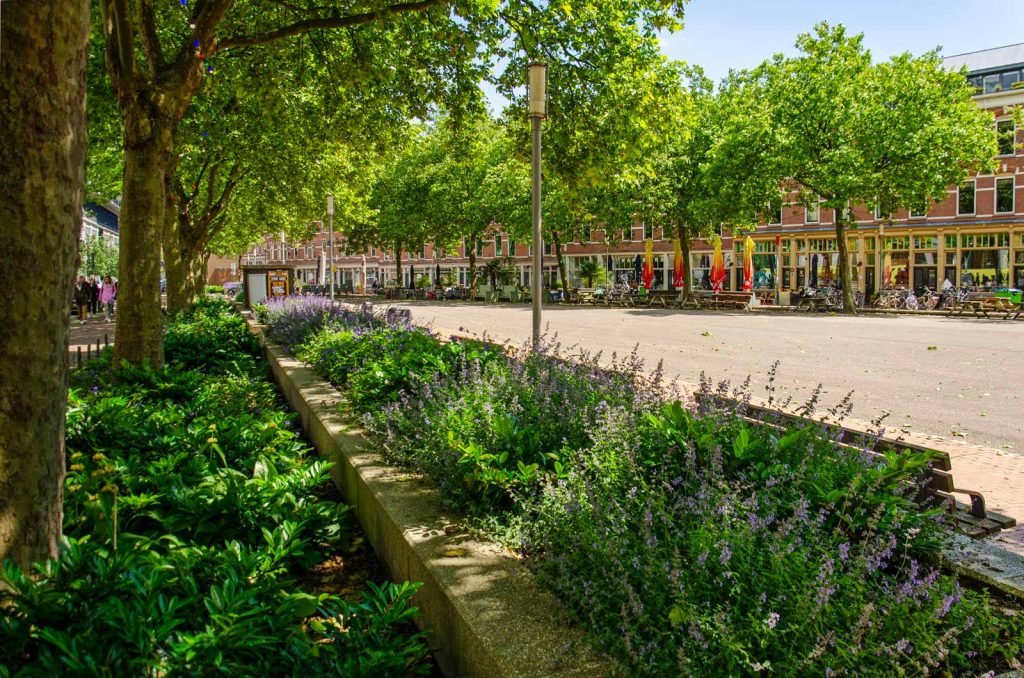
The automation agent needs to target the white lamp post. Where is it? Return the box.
[326,192,335,302]
[527,61,547,351]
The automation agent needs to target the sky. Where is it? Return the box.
[661,0,1024,85]
[484,0,1024,110]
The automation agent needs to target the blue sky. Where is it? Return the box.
[662,0,1024,85]
[484,0,1024,110]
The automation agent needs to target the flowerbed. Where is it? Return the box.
[0,298,431,676]
[265,296,1024,675]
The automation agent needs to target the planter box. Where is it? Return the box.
[250,325,611,677]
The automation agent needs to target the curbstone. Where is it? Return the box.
[249,322,614,677]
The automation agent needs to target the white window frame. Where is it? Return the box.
[995,176,1015,214]
[958,180,976,216]
[996,119,1016,157]
[805,198,820,224]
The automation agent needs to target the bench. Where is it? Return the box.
[795,296,832,312]
[946,296,1016,319]
[635,290,680,308]
[695,291,754,311]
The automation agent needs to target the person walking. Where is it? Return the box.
[100,275,117,322]
[88,276,100,313]
[73,276,91,324]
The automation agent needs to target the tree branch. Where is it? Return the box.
[98,0,135,90]
[137,0,164,76]
[215,0,450,52]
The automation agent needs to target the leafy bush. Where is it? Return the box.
[522,398,1023,674]
[262,296,381,348]
[164,297,260,373]
[1,301,432,675]
[204,284,224,294]
[283,312,1024,675]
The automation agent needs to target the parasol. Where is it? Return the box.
[710,236,726,292]
[742,236,754,292]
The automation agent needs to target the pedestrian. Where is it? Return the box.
[100,275,117,322]
[89,276,100,313]
[73,276,91,324]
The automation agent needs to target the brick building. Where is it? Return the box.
[243,43,1023,296]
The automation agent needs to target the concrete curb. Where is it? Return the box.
[249,323,613,677]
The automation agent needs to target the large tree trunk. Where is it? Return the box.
[553,230,570,300]
[678,223,693,297]
[394,246,402,285]
[114,138,168,367]
[163,192,189,313]
[835,219,856,313]
[0,0,89,570]
[468,239,477,293]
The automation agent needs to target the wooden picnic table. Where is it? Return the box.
[795,296,832,312]
[946,296,1016,319]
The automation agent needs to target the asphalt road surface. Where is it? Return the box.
[390,302,1024,454]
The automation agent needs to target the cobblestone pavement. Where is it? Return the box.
[67,313,115,365]
[390,301,1024,524]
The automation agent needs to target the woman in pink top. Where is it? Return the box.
[100,276,117,322]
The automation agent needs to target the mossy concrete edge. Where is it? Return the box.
[248,321,613,677]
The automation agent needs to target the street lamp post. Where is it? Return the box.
[527,61,547,351]
[327,192,335,302]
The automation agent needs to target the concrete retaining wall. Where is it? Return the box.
[252,327,611,677]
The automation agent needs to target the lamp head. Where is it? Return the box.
[527,61,547,119]
[326,192,335,216]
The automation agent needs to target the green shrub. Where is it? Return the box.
[286,314,1024,674]
[204,284,225,294]
[1,300,432,676]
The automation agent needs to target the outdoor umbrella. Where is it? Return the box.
[435,263,441,285]
[606,254,613,271]
[633,254,642,285]
[642,239,655,289]
[883,251,892,288]
[810,253,819,288]
[742,236,754,292]
[821,256,833,286]
[710,236,726,292]
[409,265,415,290]
[673,239,685,288]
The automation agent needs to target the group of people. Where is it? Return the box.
[73,275,117,324]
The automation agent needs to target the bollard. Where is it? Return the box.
[87,344,92,361]
[104,333,109,347]
[96,339,101,356]
[77,346,82,368]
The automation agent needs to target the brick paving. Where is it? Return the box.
[67,314,115,366]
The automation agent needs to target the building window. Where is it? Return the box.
[1002,70,1022,90]
[805,199,820,224]
[622,227,632,242]
[476,240,484,257]
[997,120,1016,156]
[767,194,782,225]
[495,235,503,256]
[581,226,591,243]
[508,237,516,254]
[910,205,928,218]
[958,181,975,215]
[996,177,1015,213]
[983,73,1000,94]
[643,223,654,240]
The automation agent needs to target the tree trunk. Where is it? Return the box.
[0,0,89,570]
[678,223,693,297]
[188,252,209,299]
[114,136,169,368]
[395,246,402,285]
[835,219,856,313]
[553,230,570,299]
[468,239,477,293]
[163,193,189,313]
